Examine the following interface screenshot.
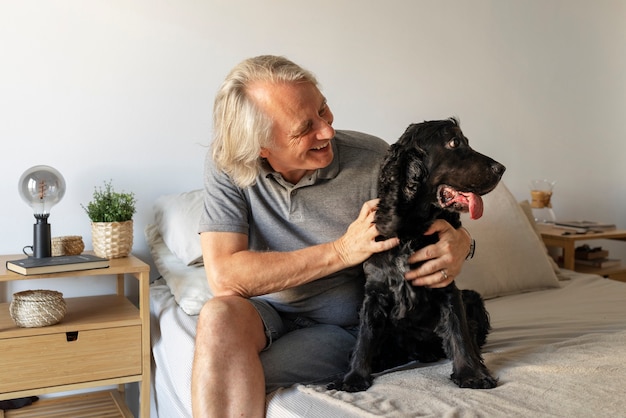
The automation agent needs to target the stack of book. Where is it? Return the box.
[555,220,616,233]
[574,244,620,269]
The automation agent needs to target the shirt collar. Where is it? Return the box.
[317,139,340,180]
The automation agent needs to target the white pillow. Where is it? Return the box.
[153,189,204,266]
[456,182,561,299]
[518,199,568,280]
[146,224,212,315]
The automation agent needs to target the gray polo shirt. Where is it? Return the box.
[200,130,389,326]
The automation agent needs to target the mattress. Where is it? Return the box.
[150,271,626,417]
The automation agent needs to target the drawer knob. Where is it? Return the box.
[66,331,79,342]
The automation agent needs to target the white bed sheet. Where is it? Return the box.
[150,272,626,418]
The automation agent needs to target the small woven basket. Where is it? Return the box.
[10,290,67,328]
[91,220,133,259]
[52,235,85,256]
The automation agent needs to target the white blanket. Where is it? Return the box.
[151,272,626,417]
[268,331,626,417]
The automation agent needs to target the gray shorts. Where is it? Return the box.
[249,297,358,393]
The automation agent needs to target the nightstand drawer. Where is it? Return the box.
[0,325,141,393]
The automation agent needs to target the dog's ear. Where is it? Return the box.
[400,147,427,202]
[375,143,427,237]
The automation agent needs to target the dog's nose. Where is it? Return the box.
[492,162,506,176]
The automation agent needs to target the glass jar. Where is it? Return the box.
[530,179,556,223]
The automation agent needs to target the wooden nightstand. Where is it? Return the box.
[0,253,150,418]
[537,225,626,282]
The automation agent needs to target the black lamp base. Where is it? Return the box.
[33,214,52,258]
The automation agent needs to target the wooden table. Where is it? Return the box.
[0,253,150,417]
[537,225,626,282]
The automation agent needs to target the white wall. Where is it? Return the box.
[0,1,624,414]
[1,0,625,299]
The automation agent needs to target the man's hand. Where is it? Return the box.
[404,220,471,288]
[333,199,400,267]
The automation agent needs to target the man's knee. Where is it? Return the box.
[197,296,266,351]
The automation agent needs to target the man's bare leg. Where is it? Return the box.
[192,296,267,418]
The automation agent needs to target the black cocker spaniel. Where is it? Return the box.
[332,117,505,392]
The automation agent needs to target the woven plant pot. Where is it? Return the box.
[91,220,133,259]
[10,290,67,328]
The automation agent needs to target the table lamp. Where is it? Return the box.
[18,165,66,258]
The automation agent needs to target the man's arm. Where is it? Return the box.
[201,199,400,298]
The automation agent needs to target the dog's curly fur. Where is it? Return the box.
[331,117,505,392]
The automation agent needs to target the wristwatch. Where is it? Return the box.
[466,238,476,260]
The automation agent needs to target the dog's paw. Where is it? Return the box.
[451,369,498,389]
[326,379,342,390]
[328,372,373,392]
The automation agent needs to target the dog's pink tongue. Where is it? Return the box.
[465,193,484,220]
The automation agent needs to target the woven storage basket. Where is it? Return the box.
[52,235,85,256]
[91,220,133,258]
[10,290,67,328]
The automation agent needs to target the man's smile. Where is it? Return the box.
[311,142,330,151]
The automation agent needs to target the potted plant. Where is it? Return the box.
[82,180,137,258]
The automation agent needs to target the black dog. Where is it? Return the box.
[331,117,505,392]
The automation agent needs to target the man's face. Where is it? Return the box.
[248,81,335,184]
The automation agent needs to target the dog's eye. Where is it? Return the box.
[447,137,461,149]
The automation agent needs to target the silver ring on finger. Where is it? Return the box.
[440,269,448,280]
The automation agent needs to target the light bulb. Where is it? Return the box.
[18,165,66,258]
[18,165,66,216]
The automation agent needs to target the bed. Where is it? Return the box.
[147,183,626,417]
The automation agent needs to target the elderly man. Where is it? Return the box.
[192,55,472,417]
